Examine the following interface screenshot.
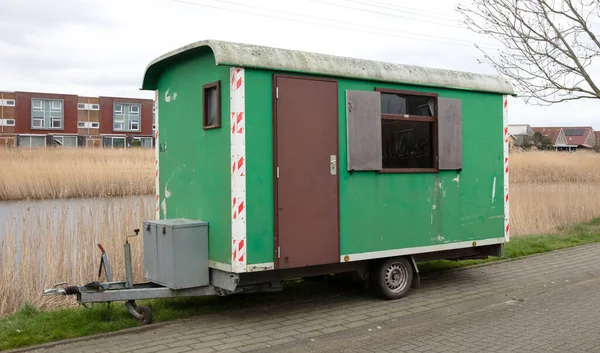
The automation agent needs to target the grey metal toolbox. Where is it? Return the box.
[142,218,209,290]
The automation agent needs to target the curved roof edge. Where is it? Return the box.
[141,39,516,95]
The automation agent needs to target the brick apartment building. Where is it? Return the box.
[0,90,155,148]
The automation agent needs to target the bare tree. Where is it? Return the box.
[457,0,600,105]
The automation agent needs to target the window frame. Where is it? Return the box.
[32,118,44,128]
[113,121,124,131]
[202,81,221,129]
[5,99,15,107]
[375,88,439,174]
[113,102,141,132]
[31,98,64,130]
[90,122,99,128]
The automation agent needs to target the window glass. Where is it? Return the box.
[381,120,434,169]
[381,93,434,116]
[205,86,218,126]
[112,138,125,148]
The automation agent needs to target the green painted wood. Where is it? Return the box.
[149,48,504,267]
[245,70,275,265]
[246,71,503,262]
[155,48,232,265]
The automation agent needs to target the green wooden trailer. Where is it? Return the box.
[140,39,515,300]
[44,40,516,323]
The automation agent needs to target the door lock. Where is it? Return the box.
[330,155,337,175]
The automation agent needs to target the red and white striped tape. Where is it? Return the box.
[503,96,510,241]
[155,91,160,219]
[230,67,247,272]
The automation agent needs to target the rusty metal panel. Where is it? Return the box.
[346,90,382,171]
[438,97,462,170]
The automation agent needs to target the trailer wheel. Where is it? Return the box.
[136,306,153,325]
[372,257,413,300]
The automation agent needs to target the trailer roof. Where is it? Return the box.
[141,39,515,95]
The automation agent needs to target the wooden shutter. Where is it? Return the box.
[437,97,462,170]
[346,90,382,171]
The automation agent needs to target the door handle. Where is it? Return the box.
[330,155,337,175]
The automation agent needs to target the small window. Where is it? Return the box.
[6,119,15,126]
[78,121,86,128]
[130,104,140,114]
[203,81,221,129]
[78,103,87,110]
[90,122,99,128]
[113,121,124,130]
[51,118,62,128]
[5,99,15,106]
[51,101,62,110]
[377,88,438,172]
[130,121,139,130]
[32,118,44,128]
[32,100,43,111]
[114,104,123,114]
[91,104,99,110]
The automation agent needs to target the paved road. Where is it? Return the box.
[22,243,600,353]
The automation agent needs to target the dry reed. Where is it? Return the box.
[510,150,600,236]
[0,197,152,316]
[0,148,154,201]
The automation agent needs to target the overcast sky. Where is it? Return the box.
[1,0,599,128]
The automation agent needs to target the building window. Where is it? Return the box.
[103,136,126,148]
[377,88,438,171]
[133,136,153,148]
[18,135,46,148]
[113,103,140,132]
[52,135,77,147]
[90,104,99,110]
[78,103,86,110]
[31,98,64,130]
[203,81,221,129]
[79,121,100,129]
[1,99,16,106]
[0,119,15,126]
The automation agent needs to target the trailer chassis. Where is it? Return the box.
[42,229,281,324]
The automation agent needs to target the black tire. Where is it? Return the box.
[136,306,153,325]
[371,257,413,300]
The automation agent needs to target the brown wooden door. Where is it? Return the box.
[274,75,339,269]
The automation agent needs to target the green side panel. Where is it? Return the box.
[339,81,503,255]
[244,70,275,265]
[155,48,231,265]
[245,69,504,262]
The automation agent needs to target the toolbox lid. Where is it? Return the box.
[144,218,208,229]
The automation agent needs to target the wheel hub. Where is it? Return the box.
[385,263,408,293]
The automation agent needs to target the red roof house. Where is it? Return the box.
[563,127,596,148]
